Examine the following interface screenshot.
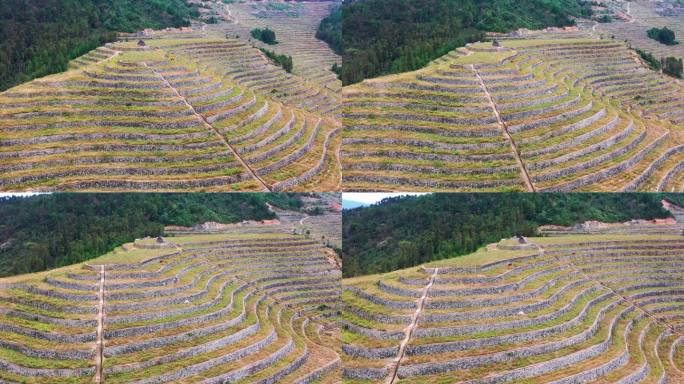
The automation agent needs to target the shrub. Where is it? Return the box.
[251,27,277,44]
[259,48,293,73]
[636,48,661,71]
[662,56,683,78]
[647,27,678,45]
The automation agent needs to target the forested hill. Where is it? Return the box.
[342,193,677,277]
[0,0,199,91]
[0,193,302,277]
[339,0,593,85]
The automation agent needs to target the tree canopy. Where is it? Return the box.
[338,0,593,85]
[647,26,678,45]
[0,193,303,277]
[342,193,678,277]
[0,0,199,91]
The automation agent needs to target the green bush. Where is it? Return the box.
[251,27,277,44]
[636,48,661,71]
[259,48,293,73]
[647,27,678,45]
[663,56,683,78]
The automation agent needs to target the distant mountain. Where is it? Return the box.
[342,199,368,210]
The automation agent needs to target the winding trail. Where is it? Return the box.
[145,62,271,192]
[472,65,535,192]
[95,265,106,384]
[385,267,439,384]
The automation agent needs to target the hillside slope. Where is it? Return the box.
[341,36,684,192]
[342,193,678,277]
[0,0,199,91]
[0,223,342,383]
[0,193,304,277]
[340,0,593,84]
[341,223,684,383]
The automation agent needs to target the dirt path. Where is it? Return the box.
[95,265,105,383]
[145,63,271,191]
[385,267,439,384]
[471,65,535,192]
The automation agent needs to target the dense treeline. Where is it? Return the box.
[316,4,342,54]
[0,193,303,277]
[339,0,593,84]
[342,193,676,277]
[0,0,199,91]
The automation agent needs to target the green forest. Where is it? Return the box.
[338,0,593,84]
[316,4,342,55]
[0,0,199,91]
[342,193,681,277]
[0,193,303,277]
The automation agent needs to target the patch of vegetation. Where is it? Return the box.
[342,193,677,277]
[636,48,661,70]
[0,193,304,277]
[316,4,342,55]
[597,14,613,23]
[662,56,683,78]
[647,26,678,45]
[251,27,277,44]
[259,47,293,73]
[0,0,200,91]
[340,0,593,85]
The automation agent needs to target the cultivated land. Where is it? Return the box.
[0,1,341,192]
[341,34,684,192]
[589,0,684,63]
[340,220,684,383]
[0,220,342,383]
[217,0,342,94]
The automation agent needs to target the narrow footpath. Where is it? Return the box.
[95,265,106,383]
[471,64,536,192]
[145,63,271,191]
[385,267,439,384]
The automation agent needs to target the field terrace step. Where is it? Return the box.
[342,233,684,383]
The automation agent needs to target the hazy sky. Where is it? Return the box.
[343,193,429,205]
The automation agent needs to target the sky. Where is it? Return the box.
[342,193,430,206]
[0,193,48,198]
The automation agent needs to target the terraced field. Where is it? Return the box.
[0,33,341,191]
[342,37,684,191]
[217,0,342,94]
[0,226,341,383]
[341,225,684,383]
